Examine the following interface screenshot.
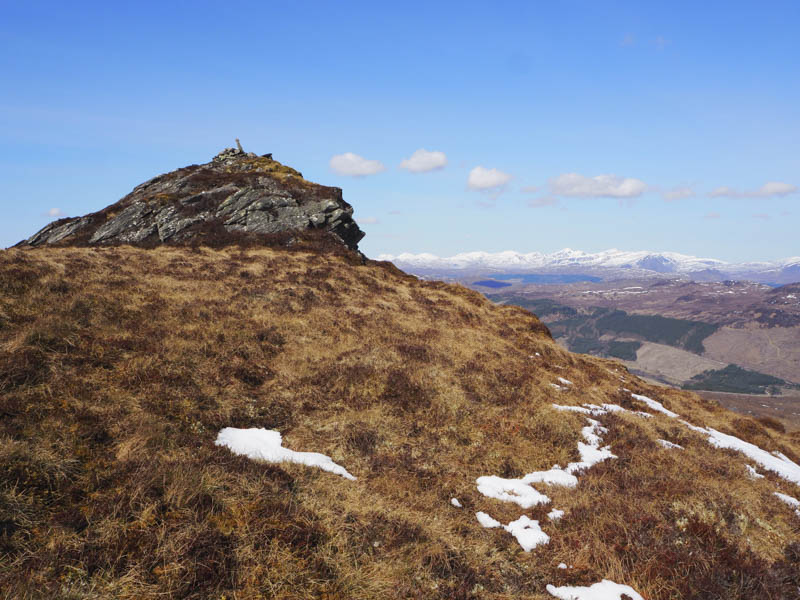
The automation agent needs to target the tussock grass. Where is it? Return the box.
[0,245,798,599]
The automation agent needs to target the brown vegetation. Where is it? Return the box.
[0,245,798,599]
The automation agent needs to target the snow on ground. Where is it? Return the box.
[505,515,550,551]
[558,377,573,386]
[476,475,551,508]
[616,392,800,487]
[476,419,615,506]
[687,426,800,486]
[631,393,679,418]
[522,467,579,488]
[475,512,550,551]
[215,428,356,480]
[476,511,502,528]
[546,579,645,600]
[566,419,617,474]
[451,497,462,508]
[658,439,683,450]
[558,563,568,569]
[551,384,565,391]
[548,509,564,521]
[553,403,651,419]
[553,404,597,415]
[746,465,765,479]
[774,492,800,517]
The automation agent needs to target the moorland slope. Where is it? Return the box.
[1,244,799,599]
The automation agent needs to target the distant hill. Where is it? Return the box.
[381,249,800,285]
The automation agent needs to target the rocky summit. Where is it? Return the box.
[19,146,365,251]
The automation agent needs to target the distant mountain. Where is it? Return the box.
[378,249,800,284]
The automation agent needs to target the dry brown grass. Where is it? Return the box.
[0,245,798,599]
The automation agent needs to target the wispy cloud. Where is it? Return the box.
[709,181,797,198]
[359,216,380,225]
[662,186,694,201]
[752,213,770,220]
[399,149,447,173]
[45,208,65,218]
[549,173,647,198]
[528,196,558,208]
[329,152,385,176]
[520,185,539,194]
[704,212,721,219]
[468,166,512,191]
[620,34,635,47]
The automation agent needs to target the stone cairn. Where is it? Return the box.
[213,139,260,161]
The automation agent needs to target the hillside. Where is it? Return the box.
[2,244,800,599]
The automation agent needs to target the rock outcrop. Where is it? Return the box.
[20,147,365,251]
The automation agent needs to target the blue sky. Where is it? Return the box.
[1,1,798,261]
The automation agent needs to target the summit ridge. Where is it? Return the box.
[19,147,365,251]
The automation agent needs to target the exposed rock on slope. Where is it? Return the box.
[19,146,365,250]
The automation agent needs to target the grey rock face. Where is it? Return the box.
[20,150,365,251]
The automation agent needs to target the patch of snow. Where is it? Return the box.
[215,428,356,480]
[558,377,573,386]
[476,475,551,508]
[688,426,800,486]
[553,403,650,419]
[658,439,683,450]
[551,384,565,391]
[476,511,502,528]
[774,492,800,517]
[548,509,565,521]
[581,419,606,446]
[631,393,679,418]
[558,562,568,569]
[679,420,708,434]
[553,404,595,415]
[451,497,462,508]
[522,468,579,488]
[504,515,549,551]
[566,419,616,474]
[546,579,645,600]
[745,465,764,479]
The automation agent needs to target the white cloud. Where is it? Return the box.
[709,181,797,198]
[359,216,379,224]
[662,186,694,201]
[549,173,647,198]
[468,166,512,190]
[521,185,539,194]
[704,212,721,219]
[329,152,385,176]
[399,149,447,173]
[753,213,770,220]
[760,182,796,196]
[46,208,65,218]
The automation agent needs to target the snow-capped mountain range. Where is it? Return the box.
[377,249,800,284]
